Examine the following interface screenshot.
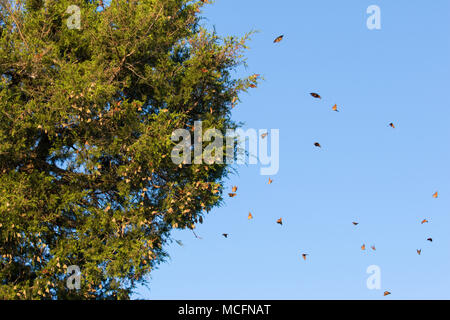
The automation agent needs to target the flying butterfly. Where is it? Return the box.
[371,245,376,251]
[417,249,422,255]
[310,93,321,99]
[228,193,237,198]
[352,222,359,226]
[273,35,284,43]
[222,233,229,238]
[232,186,238,193]
[332,104,339,112]
[384,291,391,297]
[433,192,438,199]
[302,254,308,261]
[277,218,283,225]
[314,142,322,148]
[421,219,429,224]
[261,133,268,139]
[427,238,433,242]
[268,178,273,185]
[389,122,395,129]
[361,244,366,251]
[248,212,253,220]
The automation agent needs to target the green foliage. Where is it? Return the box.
[0,0,257,299]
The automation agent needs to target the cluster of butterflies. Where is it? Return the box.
[197,34,442,298]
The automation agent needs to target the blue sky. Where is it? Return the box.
[135,0,450,299]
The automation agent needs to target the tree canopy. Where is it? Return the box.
[0,0,257,299]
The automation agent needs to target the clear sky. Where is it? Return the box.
[135,0,450,299]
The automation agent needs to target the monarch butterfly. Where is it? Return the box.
[361,244,366,250]
[222,233,229,238]
[277,218,283,225]
[371,245,376,251]
[427,238,433,242]
[248,212,253,220]
[228,193,237,198]
[273,35,284,43]
[389,122,395,128]
[384,291,391,296]
[417,249,422,255]
[261,133,268,139]
[433,192,438,199]
[268,178,273,184]
[314,142,321,148]
[332,104,339,112]
[352,222,359,226]
[310,93,321,99]
[421,219,429,224]
[302,254,308,261]
[232,186,238,193]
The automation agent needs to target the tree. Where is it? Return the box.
[0,0,257,299]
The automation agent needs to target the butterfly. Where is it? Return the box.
[352,222,359,226]
[417,249,422,255]
[248,212,253,220]
[421,219,429,224]
[222,233,229,238]
[371,245,376,251]
[302,254,308,261]
[332,104,339,112]
[384,291,391,296]
[310,93,321,99]
[232,186,238,193]
[228,193,237,198]
[433,192,438,199]
[389,122,395,128]
[314,142,322,148]
[427,238,433,242]
[268,178,273,184]
[273,35,284,43]
[261,133,268,139]
[361,244,366,250]
[277,218,283,225]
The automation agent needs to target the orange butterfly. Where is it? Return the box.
[389,122,395,128]
[228,193,237,198]
[261,133,268,139]
[268,178,273,184]
[277,218,283,225]
[384,291,391,296]
[314,142,321,148]
[332,104,339,112]
[433,192,438,199]
[361,244,366,251]
[302,254,308,261]
[417,249,422,255]
[310,93,321,99]
[421,219,429,224]
[232,186,238,193]
[352,222,359,226]
[248,212,253,220]
[273,35,284,43]
[371,245,376,251]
